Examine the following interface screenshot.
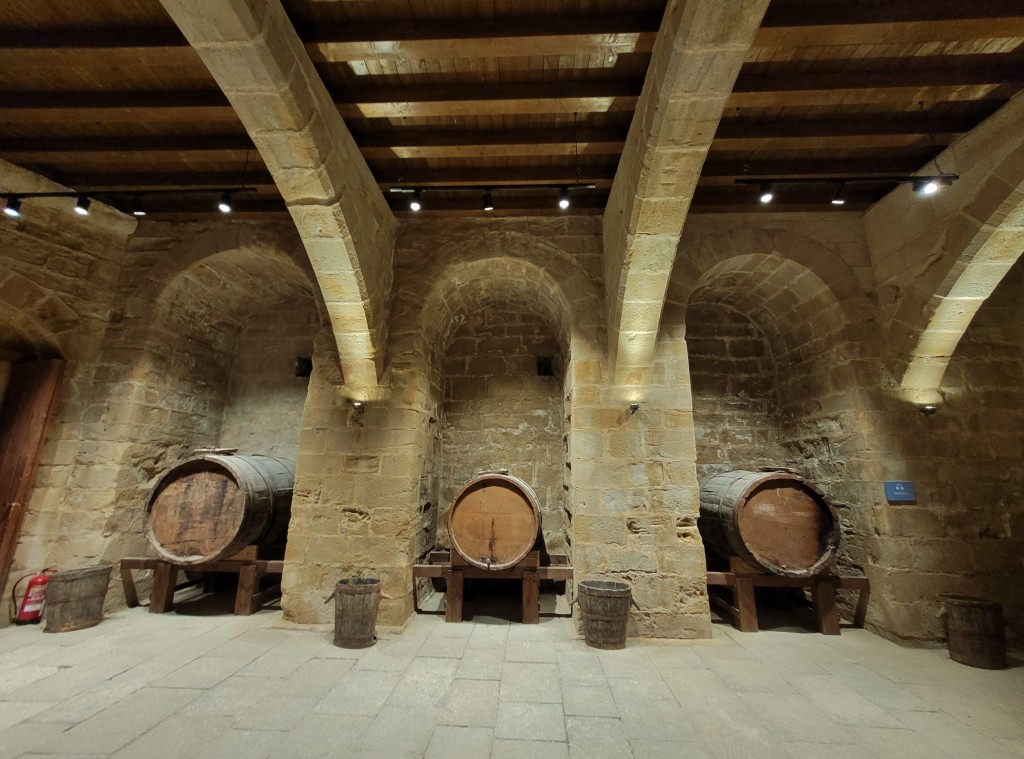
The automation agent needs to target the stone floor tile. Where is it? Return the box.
[313,668,402,715]
[441,678,499,727]
[110,714,235,759]
[895,708,1019,758]
[33,686,202,755]
[631,738,712,758]
[467,622,509,650]
[0,720,69,758]
[607,671,676,703]
[784,741,875,759]
[566,715,632,758]
[501,662,562,703]
[495,701,567,742]
[617,698,695,743]
[264,712,372,758]
[190,727,276,759]
[788,674,906,728]
[152,655,250,689]
[0,701,57,733]
[738,691,855,745]
[235,636,325,677]
[0,666,60,696]
[388,657,459,707]
[557,651,607,688]
[506,639,559,663]
[350,645,416,672]
[846,726,958,759]
[424,725,493,759]
[357,705,440,754]
[491,738,570,759]
[421,634,470,659]
[561,684,619,717]
[455,648,504,680]
[279,656,355,700]
[232,694,321,731]
[507,619,570,642]
[694,717,793,759]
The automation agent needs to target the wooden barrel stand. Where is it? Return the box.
[413,550,573,623]
[707,556,870,634]
[120,556,283,616]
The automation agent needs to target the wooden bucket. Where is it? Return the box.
[577,580,633,650]
[147,453,294,566]
[329,578,382,649]
[44,565,112,633]
[939,594,1007,669]
[448,472,541,570]
[699,469,840,578]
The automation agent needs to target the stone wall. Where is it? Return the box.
[440,306,565,553]
[219,301,317,460]
[688,304,789,480]
[864,259,1024,642]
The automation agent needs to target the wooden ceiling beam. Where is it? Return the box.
[372,165,617,188]
[714,112,988,139]
[0,80,641,122]
[0,13,659,67]
[700,157,933,179]
[303,13,660,61]
[756,0,1024,47]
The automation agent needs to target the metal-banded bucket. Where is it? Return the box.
[326,578,382,649]
[44,565,112,633]
[938,594,1007,669]
[576,580,637,650]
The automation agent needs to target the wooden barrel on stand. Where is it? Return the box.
[699,469,840,578]
[147,452,294,566]
[448,472,542,570]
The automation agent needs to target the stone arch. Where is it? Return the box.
[895,153,1024,403]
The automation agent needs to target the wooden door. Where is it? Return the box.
[0,359,65,594]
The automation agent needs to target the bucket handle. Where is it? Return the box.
[569,595,642,610]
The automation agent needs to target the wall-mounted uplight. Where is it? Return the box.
[74,195,91,216]
[351,400,365,415]
[3,197,21,218]
[628,403,640,415]
[918,404,938,415]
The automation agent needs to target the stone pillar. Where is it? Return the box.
[567,327,711,639]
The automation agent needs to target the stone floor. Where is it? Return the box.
[0,592,1021,759]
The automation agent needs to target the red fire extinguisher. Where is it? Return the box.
[11,568,57,625]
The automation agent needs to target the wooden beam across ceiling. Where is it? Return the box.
[0,13,660,68]
[755,0,1024,47]
[0,80,642,122]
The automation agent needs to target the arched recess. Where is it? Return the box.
[412,257,577,565]
[666,251,874,581]
[96,242,321,572]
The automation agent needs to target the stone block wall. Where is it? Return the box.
[687,304,790,479]
[219,300,317,460]
[440,306,565,553]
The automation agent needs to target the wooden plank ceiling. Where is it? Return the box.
[0,0,1022,218]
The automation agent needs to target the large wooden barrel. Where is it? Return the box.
[147,453,294,566]
[699,469,840,578]
[448,472,542,570]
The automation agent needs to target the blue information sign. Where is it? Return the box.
[884,481,917,503]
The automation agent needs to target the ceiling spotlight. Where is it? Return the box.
[830,183,846,206]
[558,187,570,210]
[218,191,233,213]
[74,195,91,216]
[759,183,774,204]
[483,190,494,212]
[409,190,423,212]
[3,197,21,218]
[914,179,940,196]
[131,195,146,217]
